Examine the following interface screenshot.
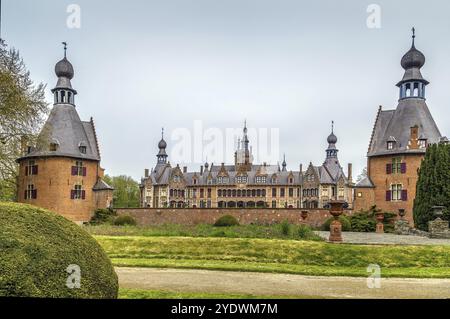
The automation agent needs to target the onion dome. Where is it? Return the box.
[401,43,425,70]
[327,132,337,144]
[158,138,167,150]
[55,57,74,79]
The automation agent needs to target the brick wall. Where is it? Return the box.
[116,208,353,227]
[18,157,103,223]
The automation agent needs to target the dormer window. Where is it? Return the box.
[236,175,248,184]
[78,141,87,154]
[419,138,427,149]
[173,175,181,183]
[50,139,60,152]
[256,176,267,184]
[387,137,396,150]
[387,142,394,150]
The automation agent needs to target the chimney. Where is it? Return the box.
[348,163,353,183]
[409,125,419,149]
[144,169,149,178]
[300,164,303,174]
[183,166,187,173]
[200,165,204,175]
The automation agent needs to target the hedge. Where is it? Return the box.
[0,202,118,298]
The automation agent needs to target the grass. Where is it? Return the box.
[96,235,450,278]
[86,223,323,241]
[118,289,320,299]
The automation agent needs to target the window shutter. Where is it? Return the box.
[401,190,408,201]
[32,189,37,199]
[71,166,77,176]
[24,190,28,199]
[25,167,29,176]
[82,167,87,177]
[401,163,407,174]
[386,164,392,174]
[386,190,391,201]
[33,165,38,175]
[82,190,86,200]
[70,190,75,199]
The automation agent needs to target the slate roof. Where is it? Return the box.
[18,104,101,161]
[355,177,375,188]
[93,178,114,191]
[367,100,441,157]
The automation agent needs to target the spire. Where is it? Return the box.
[282,154,287,172]
[326,121,338,159]
[157,127,168,164]
[51,42,77,105]
[397,28,428,99]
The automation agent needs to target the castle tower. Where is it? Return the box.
[16,44,113,224]
[354,29,443,224]
[234,121,253,171]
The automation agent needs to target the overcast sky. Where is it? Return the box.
[2,0,450,180]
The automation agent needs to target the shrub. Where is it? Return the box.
[280,220,291,236]
[0,202,118,298]
[90,208,117,225]
[113,215,137,226]
[322,216,351,232]
[297,225,313,239]
[214,215,239,227]
[350,212,376,232]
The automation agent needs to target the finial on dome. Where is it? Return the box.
[62,42,67,58]
[412,27,416,46]
[331,120,334,134]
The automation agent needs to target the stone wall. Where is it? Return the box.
[116,208,353,227]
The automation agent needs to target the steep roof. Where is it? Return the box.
[18,104,101,161]
[368,100,441,157]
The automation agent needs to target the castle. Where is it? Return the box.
[353,30,446,223]
[16,31,447,225]
[139,123,354,209]
[16,46,113,224]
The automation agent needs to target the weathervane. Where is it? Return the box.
[412,27,416,46]
[331,120,335,133]
[62,42,67,58]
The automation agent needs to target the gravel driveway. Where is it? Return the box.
[117,267,450,299]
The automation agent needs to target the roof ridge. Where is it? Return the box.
[90,117,101,160]
[367,105,383,154]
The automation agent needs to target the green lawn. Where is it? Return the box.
[96,235,450,278]
[119,289,319,299]
[86,223,323,241]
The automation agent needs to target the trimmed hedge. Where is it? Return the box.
[113,215,137,226]
[214,215,239,227]
[0,202,118,298]
[322,215,352,232]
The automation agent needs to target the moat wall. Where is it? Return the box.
[115,208,354,227]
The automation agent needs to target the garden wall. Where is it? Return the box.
[115,208,353,228]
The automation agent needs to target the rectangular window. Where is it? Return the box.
[26,160,38,176]
[200,189,204,198]
[272,188,277,197]
[392,157,402,174]
[207,188,211,198]
[71,185,85,200]
[25,184,37,200]
[280,188,285,197]
[391,184,402,201]
[272,200,276,208]
[72,161,86,176]
[288,188,294,197]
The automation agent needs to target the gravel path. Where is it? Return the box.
[117,267,450,299]
[314,231,450,245]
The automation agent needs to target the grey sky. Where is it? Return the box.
[2,0,449,180]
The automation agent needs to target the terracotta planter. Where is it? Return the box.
[376,212,384,233]
[398,209,406,220]
[327,200,346,243]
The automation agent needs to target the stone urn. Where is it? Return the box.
[301,210,308,222]
[398,209,406,220]
[328,200,346,243]
[375,212,384,234]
